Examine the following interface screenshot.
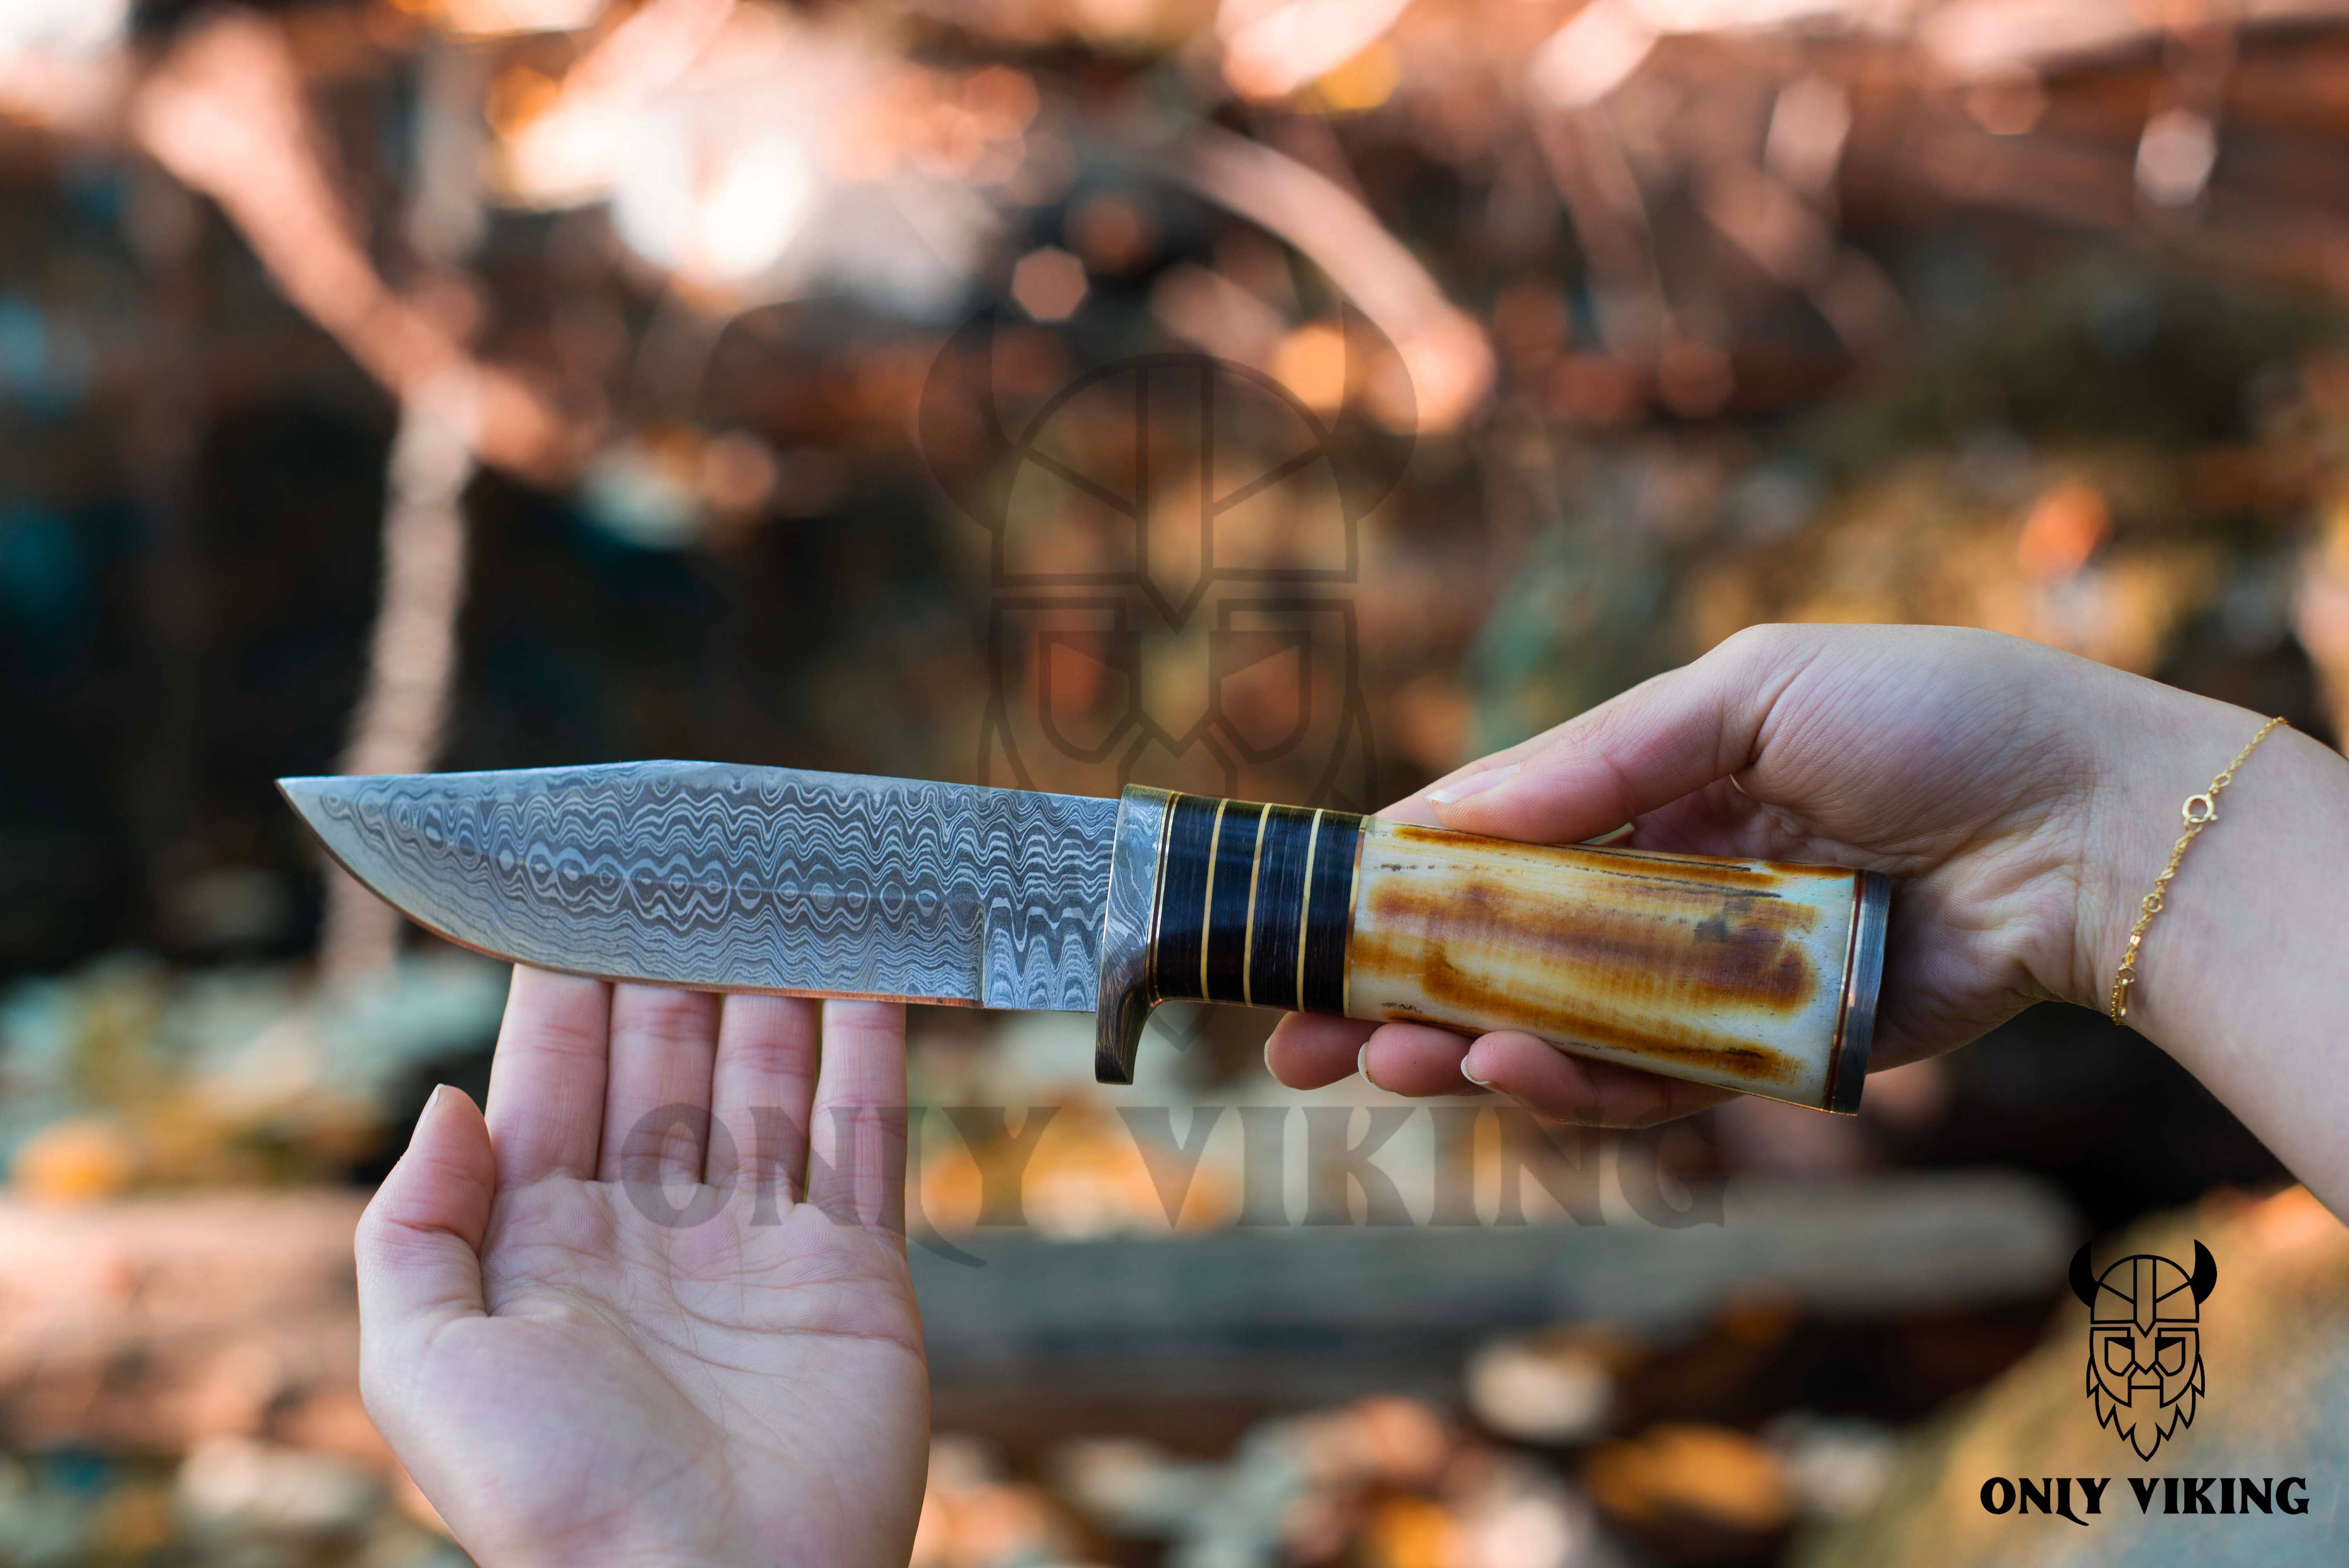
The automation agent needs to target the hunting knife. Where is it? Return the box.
[281,764,1890,1113]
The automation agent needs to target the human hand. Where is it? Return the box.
[356,970,928,1568]
[1266,622,2253,1126]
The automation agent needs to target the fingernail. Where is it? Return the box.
[1459,1046,1495,1089]
[1357,1042,1384,1092]
[1429,763,1518,806]
[420,1084,451,1122]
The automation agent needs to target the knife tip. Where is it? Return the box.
[275,774,358,827]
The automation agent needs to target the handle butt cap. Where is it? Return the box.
[1824,870,1894,1115]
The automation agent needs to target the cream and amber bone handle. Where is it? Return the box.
[1093,787,1890,1114]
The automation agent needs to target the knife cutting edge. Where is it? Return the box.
[279,763,1890,1114]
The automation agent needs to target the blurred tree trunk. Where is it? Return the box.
[320,43,486,982]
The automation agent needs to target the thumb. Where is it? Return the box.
[1426,629,1801,844]
[356,1085,494,1341]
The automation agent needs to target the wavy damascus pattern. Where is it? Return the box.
[282,764,1117,1010]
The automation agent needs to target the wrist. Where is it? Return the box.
[2062,679,2298,1038]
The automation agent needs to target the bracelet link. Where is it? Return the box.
[2108,716,2288,1027]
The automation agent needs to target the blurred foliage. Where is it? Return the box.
[0,952,506,1194]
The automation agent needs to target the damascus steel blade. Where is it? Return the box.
[279,763,1117,1009]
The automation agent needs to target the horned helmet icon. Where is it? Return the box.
[2071,1240,2216,1460]
[917,303,1412,811]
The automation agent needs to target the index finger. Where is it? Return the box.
[1428,629,1805,844]
[482,966,612,1187]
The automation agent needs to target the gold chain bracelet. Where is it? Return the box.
[2108,714,2290,1025]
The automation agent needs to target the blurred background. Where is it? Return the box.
[5,0,2349,1564]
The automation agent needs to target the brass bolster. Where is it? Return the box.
[1094,786,1174,1084]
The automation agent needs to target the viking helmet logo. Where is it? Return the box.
[917,307,1409,809]
[2070,1240,2216,1460]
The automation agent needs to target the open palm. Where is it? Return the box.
[356,970,928,1567]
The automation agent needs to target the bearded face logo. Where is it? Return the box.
[2071,1241,2216,1460]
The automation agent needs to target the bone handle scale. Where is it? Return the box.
[1093,787,1891,1114]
